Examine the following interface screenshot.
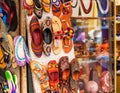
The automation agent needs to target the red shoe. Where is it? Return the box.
[30,16,42,57]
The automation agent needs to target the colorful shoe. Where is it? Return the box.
[30,60,50,93]
[52,16,63,55]
[47,60,60,91]
[14,36,26,66]
[30,16,43,57]
[33,0,43,19]
[58,56,70,93]
[42,17,53,56]
[23,0,34,16]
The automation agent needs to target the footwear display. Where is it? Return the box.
[1,0,113,93]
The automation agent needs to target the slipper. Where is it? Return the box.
[5,70,16,93]
[23,0,34,16]
[30,60,50,93]
[30,16,43,57]
[2,0,18,32]
[52,0,63,17]
[47,60,60,91]
[7,34,17,68]
[70,58,80,93]
[60,15,74,53]
[41,0,50,13]
[52,16,63,55]
[14,36,26,66]
[58,56,70,93]
[33,0,43,19]
[42,17,53,56]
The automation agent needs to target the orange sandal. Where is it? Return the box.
[47,60,60,92]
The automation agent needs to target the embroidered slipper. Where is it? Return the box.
[47,60,60,91]
[14,36,26,66]
[23,0,34,16]
[58,56,70,93]
[52,0,63,17]
[30,16,43,57]
[7,34,17,68]
[30,60,50,93]
[70,58,80,93]
[42,17,53,56]
[41,0,50,13]
[60,15,74,53]
[52,16,63,55]
[33,0,43,19]
[2,0,18,32]
[5,70,16,93]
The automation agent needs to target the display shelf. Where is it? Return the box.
[71,16,114,20]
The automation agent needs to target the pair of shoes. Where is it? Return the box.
[1,0,18,32]
[30,60,50,93]
[52,16,74,54]
[30,16,53,57]
[14,36,30,67]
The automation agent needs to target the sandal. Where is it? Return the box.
[58,56,70,93]
[30,16,43,57]
[70,58,80,93]
[30,60,50,93]
[41,0,50,13]
[42,17,53,56]
[52,0,63,17]
[47,60,60,92]
[61,0,72,18]
[52,16,63,55]
[33,0,43,19]
[23,0,34,16]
